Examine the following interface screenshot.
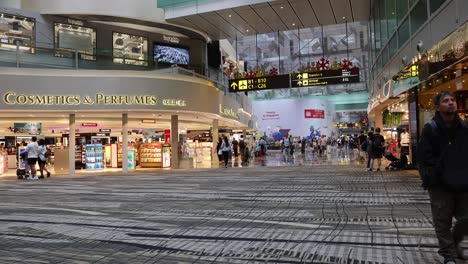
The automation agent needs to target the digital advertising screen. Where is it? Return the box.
[153,43,189,65]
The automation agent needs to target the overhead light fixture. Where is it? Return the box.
[228,14,232,18]
[246,29,249,32]
[342,16,346,20]
[292,23,296,26]
[280,6,284,9]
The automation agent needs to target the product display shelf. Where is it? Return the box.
[140,143,162,168]
[188,142,212,168]
[85,144,104,171]
[117,144,136,168]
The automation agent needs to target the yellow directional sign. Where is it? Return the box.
[228,74,290,93]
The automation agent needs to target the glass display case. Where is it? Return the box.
[85,144,104,170]
[74,144,86,169]
[187,142,212,168]
[162,144,171,168]
[140,143,162,168]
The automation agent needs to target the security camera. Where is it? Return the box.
[416,40,423,52]
[401,55,407,66]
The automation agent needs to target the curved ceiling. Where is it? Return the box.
[166,0,371,40]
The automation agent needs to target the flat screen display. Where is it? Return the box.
[153,44,189,65]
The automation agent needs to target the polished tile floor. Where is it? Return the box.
[1,159,466,264]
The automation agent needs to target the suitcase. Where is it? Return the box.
[16,169,26,180]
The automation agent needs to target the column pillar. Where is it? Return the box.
[171,115,179,169]
[69,114,76,176]
[212,119,219,167]
[373,108,384,131]
[122,113,128,173]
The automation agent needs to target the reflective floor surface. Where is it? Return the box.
[1,163,465,264]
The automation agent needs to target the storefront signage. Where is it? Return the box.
[141,119,155,123]
[163,35,180,44]
[304,109,325,119]
[219,104,239,118]
[3,93,186,108]
[394,65,418,81]
[3,92,157,106]
[162,99,186,107]
[229,74,290,92]
[99,129,111,133]
[95,133,107,137]
[67,18,84,26]
[292,69,360,88]
[82,123,97,127]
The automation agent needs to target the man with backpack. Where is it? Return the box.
[417,91,468,264]
[370,128,385,171]
[239,135,246,161]
[358,130,367,162]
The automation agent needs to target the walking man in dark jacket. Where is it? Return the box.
[417,91,468,264]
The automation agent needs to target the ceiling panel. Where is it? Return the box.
[308,0,336,25]
[185,15,230,39]
[168,17,208,36]
[330,0,354,22]
[232,7,273,34]
[203,12,238,39]
[166,0,370,40]
[217,9,256,36]
[288,0,319,28]
[350,0,370,21]
[251,5,288,32]
[270,2,302,31]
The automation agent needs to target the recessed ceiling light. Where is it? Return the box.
[228,14,232,18]
[292,23,296,26]
[246,29,249,32]
[342,16,346,20]
[280,6,284,9]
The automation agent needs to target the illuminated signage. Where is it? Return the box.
[162,99,186,107]
[229,74,290,92]
[141,119,156,123]
[163,35,180,44]
[14,122,41,134]
[3,92,156,106]
[2,92,189,108]
[304,109,325,119]
[394,65,418,81]
[219,104,239,118]
[292,69,360,88]
[99,129,111,133]
[82,123,97,127]
[67,18,84,26]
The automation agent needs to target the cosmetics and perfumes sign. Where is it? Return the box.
[2,92,188,108]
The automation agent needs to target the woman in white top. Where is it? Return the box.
[38,139,51,178]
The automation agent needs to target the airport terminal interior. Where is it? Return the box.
[0,0,467,263]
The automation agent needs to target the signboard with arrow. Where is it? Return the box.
[291,69,360,88]
[228,74,290,92]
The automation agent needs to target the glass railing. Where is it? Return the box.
[0,43,251,108]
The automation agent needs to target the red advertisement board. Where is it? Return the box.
[304,109,325,119]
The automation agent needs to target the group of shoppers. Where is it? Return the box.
[22,136,52,180]
[216,135,250,168]
[359,128,385,171]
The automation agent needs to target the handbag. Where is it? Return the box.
[218,149,222,155]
